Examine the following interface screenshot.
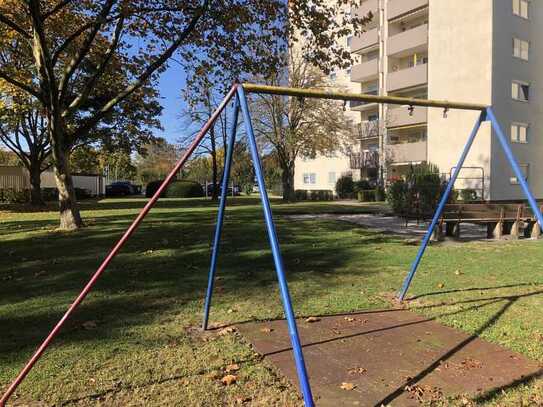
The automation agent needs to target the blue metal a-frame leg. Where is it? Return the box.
[398,107,543,301]
[202,87,315,406]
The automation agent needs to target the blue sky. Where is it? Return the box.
[155,63,191,144]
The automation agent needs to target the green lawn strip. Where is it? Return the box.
[1,197,542,405]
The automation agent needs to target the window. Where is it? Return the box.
[510,164,529,185]
[328,172,337,184]
[346,67,352,75]
[303,173,316,185]
[511,123,529,143]
[329,71,337,81]
[513,0,529,18]
[513,38,529,60]
[512,81,530,101]
[347,36,353,48]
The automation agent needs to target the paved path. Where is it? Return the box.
[238,310,541,406]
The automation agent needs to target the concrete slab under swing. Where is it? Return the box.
[237,309,542,406]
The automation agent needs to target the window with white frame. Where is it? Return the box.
[513,0,529,19]
[329,71,337,81]
[511,122,529,143]
[512,80,530,101]
[328,172,337,184]
[303,173,317,185]
[510,164,529,185]
[513,38,529,60]
[347,36,353,48]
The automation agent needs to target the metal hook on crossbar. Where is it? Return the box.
[408,105,414,117]
[443,107,449,118]
[343,100,347,111]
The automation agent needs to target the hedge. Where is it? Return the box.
[294,189,334,201]
[165,180,204,198]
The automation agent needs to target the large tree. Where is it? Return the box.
[251,51,355,201]
[0,0,368,229]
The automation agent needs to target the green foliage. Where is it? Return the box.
[165,180,204,198]
[335,176,354,199]
[295,189,333,201]
[0,188,29,203]
[353,180,372,193]
[386,180,409,215]
[460,188,478,202]
[358,190,376,202]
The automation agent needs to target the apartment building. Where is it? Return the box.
[295,0,542,201]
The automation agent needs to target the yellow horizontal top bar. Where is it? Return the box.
[241,83,488,112]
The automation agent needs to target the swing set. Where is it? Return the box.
[2,83,543,407]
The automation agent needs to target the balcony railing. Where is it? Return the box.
[351,58,379,82]
[357,119,380,139]
[387,24,428,57]
[349,90,378,110]
[387,63,428,92]
[350,150,379,170]
[387,106,428,128]
[351,28,379,53]
[387,141,427,164]
[388,0,429,20]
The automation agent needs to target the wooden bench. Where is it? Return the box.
[430,203,543,241]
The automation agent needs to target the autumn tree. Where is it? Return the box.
[251,51,355,201]
[135,138,180,184]
[0,0,368,228]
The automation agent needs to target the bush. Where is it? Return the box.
[295,189,308,201]
[460,188,478,202]
[386,180,409,214]
[358,190,376,202]
[375,186,386,202]
[353,180,372,193]
[145,180,165,198]
[165,180,204,198]
[75,188,92,200]
[42,188,58,201]
[335,176,354,199]
[0,188,30,203]
[244,184,253,195]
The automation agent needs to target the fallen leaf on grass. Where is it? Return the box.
[221,374,237,386]
[340,382,356,391]
[437,283,445,289]
[260,327,273,333]
[225,363,240,373]
[305,316,320,323]
[217,327,236,336]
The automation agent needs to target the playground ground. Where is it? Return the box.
[1,197,543,405]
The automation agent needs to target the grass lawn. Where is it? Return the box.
[1,196,543,406]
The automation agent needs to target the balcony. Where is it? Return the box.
[351,28,379,53]
[387,24,428,57]
[350,90,378,111]
[350,150,379,170]
[387,63,427,92]
[355,0,378,19]
[387,141,427,164]
[388,0,429,21]
[351,59,379,82]
[387,106,427,128]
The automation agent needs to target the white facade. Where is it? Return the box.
[295,0,543,201]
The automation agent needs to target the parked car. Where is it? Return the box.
[106,181,139,197]
[206,183,241,196]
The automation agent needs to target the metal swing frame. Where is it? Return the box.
[3,83,543,407]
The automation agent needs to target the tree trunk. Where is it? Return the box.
[210,126,219,201]
[29,163,45,206]
[281,162,296,202]
[52,143,83,230]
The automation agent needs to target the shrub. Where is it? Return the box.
[375,186,386,202]
[335,175,354,199]
[295,189,308,201]
[0,188,30,203]
[358,190,376,202]
[145,180,165,198]
[244,184,253,195]
[165,180,204,198]
[75,188,92,200]
[42,188,59,201]
[460,188,478,202]
[386,180,409,214]
[353,179,372,193]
